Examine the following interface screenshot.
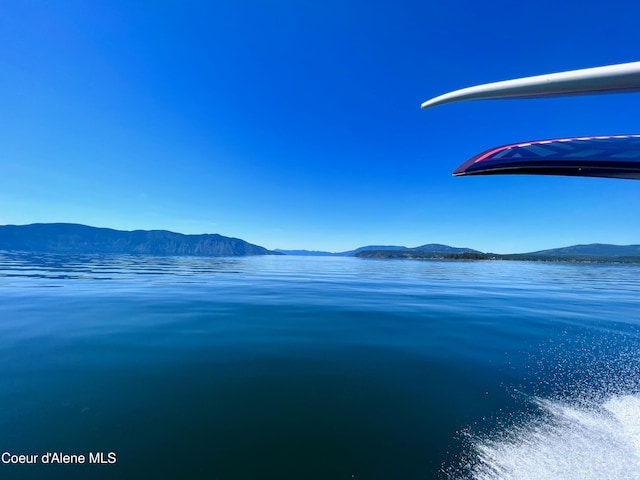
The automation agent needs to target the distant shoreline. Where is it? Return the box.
[1,223,639,262]
[355,250,640,264]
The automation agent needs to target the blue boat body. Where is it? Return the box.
[453,134,640,179]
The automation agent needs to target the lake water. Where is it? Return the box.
[0,252,639,479]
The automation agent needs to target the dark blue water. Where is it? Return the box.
[0,252,639,479]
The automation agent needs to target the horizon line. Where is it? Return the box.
[1,222,637,256]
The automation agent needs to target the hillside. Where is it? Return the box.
[0,223,278,257]
[529,244,640,256]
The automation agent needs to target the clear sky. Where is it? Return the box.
[2,0,640,253]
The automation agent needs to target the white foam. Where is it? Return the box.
[468,394,640,480]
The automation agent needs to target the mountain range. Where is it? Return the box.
[0,224,638,260]
[275,244,480,257]
[280,243,640,258]
[274,245,408,257]
[0,223,277,257]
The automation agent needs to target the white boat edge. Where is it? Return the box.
[421,61,640,109]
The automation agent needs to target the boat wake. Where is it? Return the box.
[460,393,640,480]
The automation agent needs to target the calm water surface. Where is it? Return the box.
[0,252,639,479]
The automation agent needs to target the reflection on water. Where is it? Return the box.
[0,252,638,479]
[0,250,249,281]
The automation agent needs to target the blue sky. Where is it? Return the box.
[1,0,640,253]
